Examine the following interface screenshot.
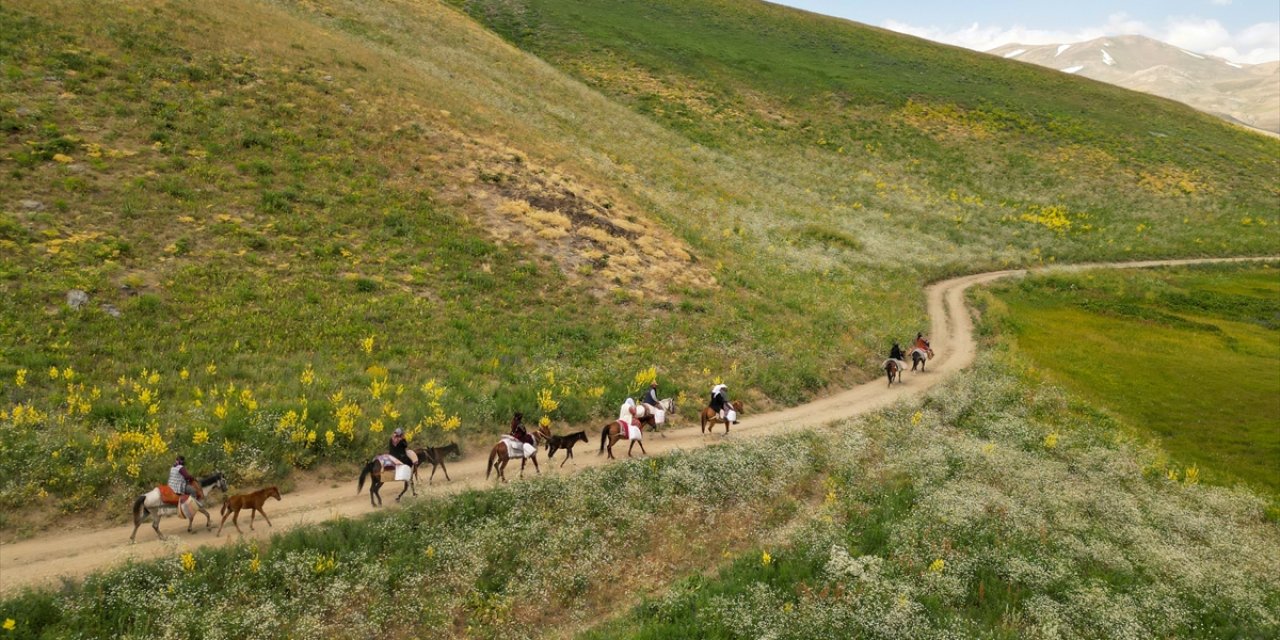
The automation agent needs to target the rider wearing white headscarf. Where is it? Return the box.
[709,384,729,417]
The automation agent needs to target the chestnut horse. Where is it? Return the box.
[217,486,281,536]
[599,413,656,459]
[412,443,461,484]
[699,400,743,435]
[130,472,228,542]
[486,426,549,483]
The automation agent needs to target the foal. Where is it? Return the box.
[412,443,460,484]
[217,486,281,536]
[546,431,589,467]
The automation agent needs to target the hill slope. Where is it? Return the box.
[1,0,1277,517]
[990,34,1280,134]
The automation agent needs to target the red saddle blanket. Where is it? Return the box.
[157,486,200,505]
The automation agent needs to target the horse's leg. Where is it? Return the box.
[560,447,571,468]
[636,439,647,455]
[152,510,164,540]
[440,459,451,482]
[201,505,212,531]
[530,455,540,474]
[217,508,231,536]
[258,505,272,528]
[397,480,410,502]
[247,507,256,531]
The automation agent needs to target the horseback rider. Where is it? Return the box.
[169,455,198,499]
[641,381,661,411]
[913,332,932,356]
[889,342,905,362]
[389,428,418,467]
[709,383,730,419]
[510,412,534,447]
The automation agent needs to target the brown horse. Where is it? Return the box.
[598,416,653,459]
[486,426,549,483]
[546,431,589,467]
[699,400,743,435]
[217,486,281,536]
[885,359,903,386]
[412,443,460,484]
[357,454,416,507]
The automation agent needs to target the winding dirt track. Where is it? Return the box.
[0,257,1272,594]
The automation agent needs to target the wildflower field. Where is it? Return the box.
[2,0,1278,541]
[4,340,1277,638]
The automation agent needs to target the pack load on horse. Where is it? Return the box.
[909,332,933,371]
[130,458,228,542]
[487,413,549,482]
[599,398,648,459]
[884,342,907,386]
[357,453,417,507]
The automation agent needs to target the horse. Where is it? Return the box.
[357,454,417,507]
[699,400,743,435]
[217,486,281,536]
[639,398,678,434]
[486,425,549,483]
[599,412,657,459]
[545,431,589,467]
[130,471,228,542]
[412,443,461,484]
[885,359,903,386]
[910,348,928,372]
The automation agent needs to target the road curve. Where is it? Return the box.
[1,256,1274,595]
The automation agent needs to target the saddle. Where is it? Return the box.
[157,485,201,506]
[501,436,536,458]
[375,453,401,470]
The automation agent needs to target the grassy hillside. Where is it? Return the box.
[4,352,1277,639]
[1,0,1277,518]
[980,265,1280,495]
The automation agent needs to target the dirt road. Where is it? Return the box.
[1,257,1271,594]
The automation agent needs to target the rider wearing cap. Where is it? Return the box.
[168,455,198,498]
[641,381,661,412]
[389,427,418,467]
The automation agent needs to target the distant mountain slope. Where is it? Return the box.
[990,35,1280,134]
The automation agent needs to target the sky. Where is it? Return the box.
[771,1,1280,64]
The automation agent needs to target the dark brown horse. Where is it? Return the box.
[412,443,460,484]
[217,486,281,536]
[699,400,743,435]
[599,416,653,459]
[546,431,589,467]
[486,426,549,483]
[885,359,903,386]
[357,454,416,507]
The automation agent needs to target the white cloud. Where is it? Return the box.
[881,13,1279,64]
[1209,0,1232,6]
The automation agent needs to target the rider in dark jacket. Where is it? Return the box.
[510,412,534,447]
[389,428,414,466]
[889,342,905,361]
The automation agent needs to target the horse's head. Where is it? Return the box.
[267,486,282,501]
[574,431,589,444]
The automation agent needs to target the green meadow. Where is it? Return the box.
[980,265,1280,495]
[0,0,1275,537]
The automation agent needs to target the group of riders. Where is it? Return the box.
[164,334,932,491]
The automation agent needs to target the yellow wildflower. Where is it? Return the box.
[3,618,14,631]
[325,430,335,446]
[539,415,551,428]
[1043,432,1059,449]
[49,366,59,380]
[361,335,375,355]
[206,363,217,376]
[300,365,315,387]
[1184,465,1200,485]
[193,429,209,445]
[223,440,236,455]
[369,418,384,433]
[929,558,945,573]
[14,369,26,387]
[761,551,773,566]
[249,554,261,574]
[180,368,189,381]
[181,552,196,572]
[911,411,923,426]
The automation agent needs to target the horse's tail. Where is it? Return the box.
[132,493,147,524]
[599,424,610,454]
[485,447,497,480]
[357,462,371,494]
